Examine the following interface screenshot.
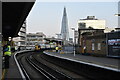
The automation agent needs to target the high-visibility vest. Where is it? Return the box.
[35,45,40,50]
[56,47,59,50]
[4,45,11,56]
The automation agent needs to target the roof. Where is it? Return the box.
[2,2,35,39]
[27,32,46,37]
[44,38,63,42]
[80,16,98,20]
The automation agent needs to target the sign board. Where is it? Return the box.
[108,39,120,45]
[107,31,120,57]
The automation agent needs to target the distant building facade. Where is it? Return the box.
[69,38,73,44]
[78,29,120,57]
[78,29,104,46]
[78,16,105,29]
[78,16,106,46]
[80,31,106,56]
[13,21,27,50]
[77,16,120,57]
[26,32,46,49]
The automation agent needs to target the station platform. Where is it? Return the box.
[2,52,22,80]
[2,50,120,79]
[44,51,120,71]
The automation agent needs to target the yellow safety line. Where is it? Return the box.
[1,69,6,80]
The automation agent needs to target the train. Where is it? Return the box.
[34,44,56,51]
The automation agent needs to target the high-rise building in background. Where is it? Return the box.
[61,7,69,44]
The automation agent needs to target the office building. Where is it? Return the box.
[26,32,46,49]
[78,16,105,29]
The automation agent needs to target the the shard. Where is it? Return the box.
[61,7,69,43]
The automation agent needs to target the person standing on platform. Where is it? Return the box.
[3,42,11,69]
[55,46,59,53]
[83,46,86,53]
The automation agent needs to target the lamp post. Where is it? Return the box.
[71,28,76,56]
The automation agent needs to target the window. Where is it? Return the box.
[92,43,95,50]
[79,23,86,29]
[98,43,101,50]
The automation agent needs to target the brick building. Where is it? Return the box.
[84,33,106,56]
[78,29,106,56]
[78,29,120,57]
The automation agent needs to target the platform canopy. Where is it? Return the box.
[2,2,35,39]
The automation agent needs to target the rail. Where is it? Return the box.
[14,50,33,80]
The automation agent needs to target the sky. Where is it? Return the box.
[26,1,119,38]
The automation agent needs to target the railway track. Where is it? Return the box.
[17,53,47,79]
[16,52,74,80]
[32,53,89,80]
[14,51,120,80]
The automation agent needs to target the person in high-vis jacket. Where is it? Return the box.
[55,46,59,53]
[3,43,11,69]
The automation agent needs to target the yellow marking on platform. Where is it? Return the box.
[1,69,6,80]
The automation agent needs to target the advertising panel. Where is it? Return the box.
[107,31,120,57]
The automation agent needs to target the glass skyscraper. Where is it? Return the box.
[61,7,69,43]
